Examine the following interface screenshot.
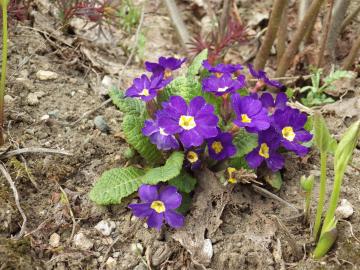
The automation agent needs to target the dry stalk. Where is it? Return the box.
[275,0,326,78]
[342,34,360,70]
[0,147,72,159]
[341,4,360,31]
[317,0,335,67]
[0,162,27,239]
[326,0,351,61]
[218,0,231,43]
[276,1,288,64]
[253,0,288,70]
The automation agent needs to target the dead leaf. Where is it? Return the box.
[321,96,360,119]
[324,71,357,97]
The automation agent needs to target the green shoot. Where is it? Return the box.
[0,0,9,145]
[312,113,337,240]
[300,175,314,224]
[313,120,360,258]
[300,68,352,107]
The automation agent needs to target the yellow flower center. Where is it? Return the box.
[211,141,223,154]
[164,69,172,78]
[215,72,223,78]
[259,143,270,159]
[227,167,237,184]
[241,114,252,123]
[139,88,150,96]
[179,115,196,130]
[187,151,199,163]
[282,126,295,141]
[150,200,166,213]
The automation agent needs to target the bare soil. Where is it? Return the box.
[0,1,360,270]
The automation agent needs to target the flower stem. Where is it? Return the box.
[0,1,8,145]
[313,151,327,240]
[304,190,312,224]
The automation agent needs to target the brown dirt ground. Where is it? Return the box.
[1,1,360,270]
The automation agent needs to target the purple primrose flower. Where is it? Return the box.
[246,128,285,171]
[145,56,186,79]
[248,64,283,89]
[202,73,246,96]
[142,112,180,151]
[202,60,243,77]
[260,92,288,114]
[273,107,313,156]
[125,74,163,101]
[184,148,203,170]
[128,184,184,231]
[231,93,270,133]
[207,130,237,160]
[158,96,219,148]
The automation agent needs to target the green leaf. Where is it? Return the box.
[228,156,250,170]
[313,112,334,153]
[187,49,208,77]
[176,192,192,214]
[122,114,163,165]
[89,167,145,205]
[109,88,145,117]
[265,171,283,190]
[141,152,184,185]
[168,170,197,193]
[313,226,338,259]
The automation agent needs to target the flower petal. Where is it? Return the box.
[128,203,152,218]
[159,186,182,209]
[188,96,206,116]
[245,148,263,169]
[165,210,184,229]
[147,212,164,230]
[260,93,275,108]
[138,184,159,202]
[266,152,285,171]
[295,129,313,142]
[179,129,204,148]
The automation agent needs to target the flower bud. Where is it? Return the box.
[300,175,314,192]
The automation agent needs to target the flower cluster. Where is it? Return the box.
[124,55,312,230]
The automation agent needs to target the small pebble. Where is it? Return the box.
[202,239,213,261]
[73,232,94,250]
[27,93,39,106]
[131,243,144,255]
[48,110,60,118]
[49,233,60,248]
[36,70,59,81]
[94,115,110,133]
[105,257,117,270]
[336,199,354,219]
[41,115,50,121]
[4,95,14,105]
[34,91,46,98]
[95,220,116,236]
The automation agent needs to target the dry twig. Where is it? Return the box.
[276,2,288,64]
[0,162,27,239]
[341,4,360,31]
[0,147,72,159]
[342,34,360,70]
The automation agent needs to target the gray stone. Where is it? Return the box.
[94,115,110,133]
[4,94,15,105]
[95,220,116,236]
[73,232,94,250]
[105,257,117,270]
[49,233,60,248]
[36,70,58,81]
[48,110,60,118]
[336,199,354,219]
[27,93,39,106]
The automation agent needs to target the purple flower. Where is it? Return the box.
[231,93,271,133]
[207,131,237,160]
[145,56,186,79]
[260,92,288,114]
[184,148,203,170]
[128,184,184,231]
[202,60,243,77]
[142,112,180,151]
[248,64,284,89]
[125,74,163,101]
[273,107,313,156]
[202,73,246,96]
[245,128,285,171]
[158,96,219,148]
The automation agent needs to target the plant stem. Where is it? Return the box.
[0,2,8,145]
[275,0,325,78]
[254,0,288,70]
[316,0,334,68]
[304,190,312,224]
[313,151,327,240]
[342,34,360,70]
[341,4,360,32]
[276,2,288,65]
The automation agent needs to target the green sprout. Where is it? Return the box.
[118,0,140,32]
[300,175,314,224]
[300,68,352,107]
[311,118,360,258]
[0,0,9,145]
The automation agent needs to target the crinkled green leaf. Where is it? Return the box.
[265,171,283,190]
[313,112,335,153]
[168,170,197,193]
[176,192,192,214]
[141,152,184,185]
[228,130,258,169]
[89,167,145,205]
[187,49,208,77]
[109,88,145,117]
[122,114,163,165]
[158,76,221,115]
